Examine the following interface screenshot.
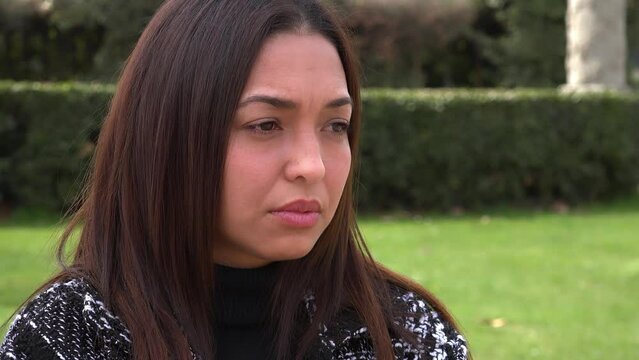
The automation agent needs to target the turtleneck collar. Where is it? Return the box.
[213,262,281,327]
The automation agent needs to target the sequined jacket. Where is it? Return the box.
[0,278,468,359]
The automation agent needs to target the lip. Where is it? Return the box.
[270,199,321,228]
[273,199,321,213]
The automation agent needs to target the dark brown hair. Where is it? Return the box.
[7,0,468,359]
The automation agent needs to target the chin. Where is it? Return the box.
[267,240,316,262]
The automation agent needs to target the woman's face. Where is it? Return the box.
[215,32,353,268]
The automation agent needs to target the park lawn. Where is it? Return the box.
[1,202,638,360]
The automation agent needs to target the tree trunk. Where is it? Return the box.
[564,0,628,91]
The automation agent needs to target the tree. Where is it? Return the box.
[564,0,628,91]
[50,0,162,80]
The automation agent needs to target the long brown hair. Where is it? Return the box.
[7,0,468,359]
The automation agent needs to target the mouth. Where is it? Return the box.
[270,199,322,228]
[273,199,321,213]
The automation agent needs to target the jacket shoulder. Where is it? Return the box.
[321,284,469,360]
[390,286,469,360]
[0,277,131,360]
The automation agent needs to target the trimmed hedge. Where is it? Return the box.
[1,81,638,212]
[0,81,113,211]
[359,89,639,210]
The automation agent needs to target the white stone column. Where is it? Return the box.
[564,0,628,92]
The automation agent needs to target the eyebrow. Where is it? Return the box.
[238,94,353,109]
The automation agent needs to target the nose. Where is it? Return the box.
[284,130,325,183]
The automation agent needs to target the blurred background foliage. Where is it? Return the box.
[1,0,639,212]
[2,82,638,212]
[2,0,638,87]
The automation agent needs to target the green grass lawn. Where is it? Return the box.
[1,201,638,359]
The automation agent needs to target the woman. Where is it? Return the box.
[0,0,469,359]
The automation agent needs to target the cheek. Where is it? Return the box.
[222,139,279,217]
[325,144,352,200]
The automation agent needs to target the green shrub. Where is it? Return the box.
[359,89,639,210]
[0,81,113,210]
[1,81,638,212]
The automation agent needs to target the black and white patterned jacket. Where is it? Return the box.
[0,278,468,359]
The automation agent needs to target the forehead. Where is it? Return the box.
[242,32,349,98]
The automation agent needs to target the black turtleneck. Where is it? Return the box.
[213,262,280,360]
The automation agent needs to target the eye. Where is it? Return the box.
[247,119,281,134]
[326,120,350,135]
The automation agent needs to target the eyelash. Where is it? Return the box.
[246,119,350,135]
[247,120,281,134]
[327,121,351,134]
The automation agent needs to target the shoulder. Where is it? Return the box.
[0,277,131,360]
[389,286,469,360]
[317,284,469,360]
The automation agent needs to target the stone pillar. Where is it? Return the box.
[564,0,628,92]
